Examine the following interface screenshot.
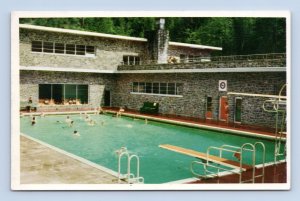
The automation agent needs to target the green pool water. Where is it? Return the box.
[20,114,281,184]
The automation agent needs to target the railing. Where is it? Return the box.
[117,53,286,71]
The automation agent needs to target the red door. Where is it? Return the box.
[219,97,229,122]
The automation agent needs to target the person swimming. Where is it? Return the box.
[88,119,96,126]
[84,115,90,122]
[31,116,36,126]
[73,130,80,136]
[69,120,74,127]
[65,116,72,123]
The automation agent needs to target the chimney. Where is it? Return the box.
[146,18,169,64]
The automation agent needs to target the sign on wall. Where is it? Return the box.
[219,80,227,91]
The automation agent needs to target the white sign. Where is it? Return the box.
[219,80,227,91]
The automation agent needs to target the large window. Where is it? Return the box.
[123,55,141,65]
[38,84,89,105]
[131,82,183,96]
[32,41,95,56]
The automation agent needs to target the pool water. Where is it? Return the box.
[20,114,282,184]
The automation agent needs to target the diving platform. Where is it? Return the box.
[159,144,252,171]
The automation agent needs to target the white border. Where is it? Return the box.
[11,11,291,191]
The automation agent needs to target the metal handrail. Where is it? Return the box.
[119,53,286,66]
[116,147,144,184]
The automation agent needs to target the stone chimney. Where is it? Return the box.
[146,18,169,64]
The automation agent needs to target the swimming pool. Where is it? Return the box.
[20,113,283,184]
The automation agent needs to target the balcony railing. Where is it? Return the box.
[118,53,286,71]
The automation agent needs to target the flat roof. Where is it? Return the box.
[20,66,286,74]
[19,24,222,50]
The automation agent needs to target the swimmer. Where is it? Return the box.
[116,107,125,118]
[73,130,80,136]
[84,115,90,122]
[65,116,72,123]
[88,119,95,126]
[31,116,36,126]
[69,120,74,127]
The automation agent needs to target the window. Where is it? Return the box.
[131,82,183,96]
[76,45,85,55]
[77,85,89,104]
[66,44,76,55]
[160,83,167,94]
[153,83,159,94]
[180,54,186,63]
[188,55,194,62]
[139,82,145,93]
[132,82,139,92]
[43,42,54,53]
[167,83,175,95]
[235,98,242,123]
[86,46,95,55]
[31,41,95,56]
[38,84,89,105]
[55,43,65,54]
[123,55,141,65]
[32,41,42,52]
[146,83,152,93]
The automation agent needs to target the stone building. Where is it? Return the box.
[19,19,286,130]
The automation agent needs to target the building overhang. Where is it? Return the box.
[115,67,286,74]
[19,66,115,74]
[20,66,286,74]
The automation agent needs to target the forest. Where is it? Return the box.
[20,17,286,56]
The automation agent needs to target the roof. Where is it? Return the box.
[19,24,222,50]
[169,41,222,51]
[19,24,147,42]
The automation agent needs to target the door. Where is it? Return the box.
[234,98,242,123]
[219,96,229,122]
[104,90,111,107]
[205,96,213,119]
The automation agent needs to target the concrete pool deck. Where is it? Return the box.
[20,135,120,184]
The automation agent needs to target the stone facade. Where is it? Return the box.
[20,29,148,71]
[112,72,286,129]
[19,26,287,130]
[168,45,211,60]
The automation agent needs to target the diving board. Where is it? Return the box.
[159,144,252,171]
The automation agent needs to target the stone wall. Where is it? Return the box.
[20,29,148,70]
[168,45,211,59]
[112,72,286,129]
[20,70,115,109]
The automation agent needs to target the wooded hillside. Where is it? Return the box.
[20,17,286,56]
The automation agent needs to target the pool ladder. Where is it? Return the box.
[262,84,287,164]
[191,142,265,183]
[116,147,144,184]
